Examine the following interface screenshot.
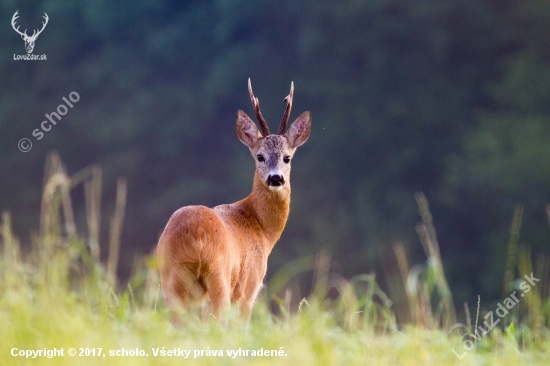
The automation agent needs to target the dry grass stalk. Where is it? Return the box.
[328,275,359,329]
[534,255,549,316]
[394,243,423,326]
[503,204,523,296]
[40,152,76,249]
[312,251,331,299]
[414,192,456,328]
[107,178,127,285]
[1,212,21,277]
[517,246,543,330]
[464,302,472,332]
[84,165,102,260]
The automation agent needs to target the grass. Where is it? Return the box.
[1,152,549,365]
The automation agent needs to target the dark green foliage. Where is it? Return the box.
[0,0,549,308]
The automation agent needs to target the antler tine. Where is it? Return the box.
[11,11,27,37]
[277,81,294,135]
[248,78,270,136]
[34,13,49,38]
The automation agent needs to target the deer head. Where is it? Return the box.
[12,11,49,54]
[236,79,311,192]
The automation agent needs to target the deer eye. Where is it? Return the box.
[283,156,290,164]
[257,155,265,162]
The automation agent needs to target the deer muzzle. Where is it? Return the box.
[266,173,285,190]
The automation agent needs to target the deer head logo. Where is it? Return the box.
[11,11,49,54]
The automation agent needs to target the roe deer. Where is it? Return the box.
[157,79,311,325]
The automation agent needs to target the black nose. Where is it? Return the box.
[267,174,285,186]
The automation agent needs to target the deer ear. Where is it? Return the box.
[236,110,262,148]
[285,111,311,148]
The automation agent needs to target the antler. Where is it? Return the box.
[30,13,49,40]
[248,78,271,136]
[11,11,48,40]
[11,11,27,37]
[278,81,294,135]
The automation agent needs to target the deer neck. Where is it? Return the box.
[244,170,290,249]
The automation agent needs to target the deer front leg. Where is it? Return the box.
[205,273,231,324]
[239,300,254,322]
[238,279,265,323]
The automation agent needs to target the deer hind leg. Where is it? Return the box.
[161,266,206,327]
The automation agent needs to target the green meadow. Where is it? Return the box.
[1,154,549,366]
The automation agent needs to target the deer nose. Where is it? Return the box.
[267,174,285,186]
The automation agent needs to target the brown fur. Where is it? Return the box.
[157,81,311,325]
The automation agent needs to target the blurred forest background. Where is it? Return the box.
[1,0,549,311]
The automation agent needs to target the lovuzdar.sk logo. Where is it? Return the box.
[11,10,48,61]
